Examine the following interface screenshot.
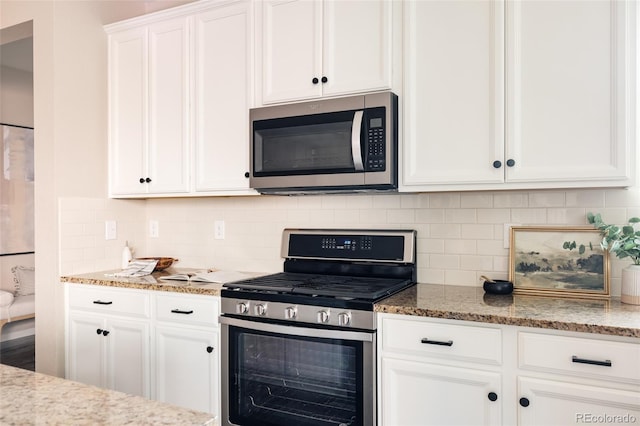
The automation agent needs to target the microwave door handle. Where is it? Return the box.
[351,110,365,171]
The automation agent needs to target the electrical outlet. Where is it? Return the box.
[214,220,225,240]
[105,220,117,240]
[149,220,159,238]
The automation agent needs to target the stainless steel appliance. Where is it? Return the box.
[249,92,398,194]
[220,229,416,426]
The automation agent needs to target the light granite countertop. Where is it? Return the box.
[60,269,226,296]
[376,284,640,338]
[0,364,215,425]
[61,272,640,338]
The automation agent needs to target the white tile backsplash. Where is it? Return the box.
[58,188,640,294]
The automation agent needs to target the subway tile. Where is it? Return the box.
[419,268,444,284]
[461,224,494,240]
[510,208,547,224]
[429,254,460,269]
[477,208,510,223]
[547,208,588,225]
[528,191,565,207]
[605,188,640,207]
[387,209,415,223]
[493,192,528,208]
[429,193,461,208]
[460,255,494,271]
[460,193,493,208]
[419,239,444,254]
[444,239,477,255]
[445,208,476,224]
[565,190,606,207]
[444,269,477,286]
[372,194,402,209]
[415,208,445,224]
[430,224,461,239]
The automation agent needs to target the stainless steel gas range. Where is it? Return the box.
[220,229,417,426]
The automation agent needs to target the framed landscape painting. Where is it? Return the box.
[509,226,609,299]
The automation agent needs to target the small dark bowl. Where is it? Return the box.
[483,279,514,295]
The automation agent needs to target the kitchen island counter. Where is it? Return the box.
[376,283,640,338]
[0,364,215,425]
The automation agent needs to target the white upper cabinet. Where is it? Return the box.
[193,3,253,192]
[257,0,397,105]
[106,0,255,198]
[147,17,191,194]
[401,0,636,192]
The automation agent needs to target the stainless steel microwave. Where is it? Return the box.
[249,91,398,194]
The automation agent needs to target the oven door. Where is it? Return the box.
[220,316,375,426]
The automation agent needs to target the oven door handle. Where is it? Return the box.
[351,110,365,171]
[220,315,373,342]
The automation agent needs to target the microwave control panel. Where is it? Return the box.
[365,107,386,171]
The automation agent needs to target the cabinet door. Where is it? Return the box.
[322,0,392,96]
[381,357,501,425]
[105,318,151,398]
[402,0,505,188]
[505,0,634,185]
[108,27,148,196]
[147,17,190,194]
[67,313,106,388]
[260,0,322,103]
[155,326,219,415]
[193,2,252,192]
[518,376,640,426]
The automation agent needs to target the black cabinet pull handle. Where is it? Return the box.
[206,346,214,353]
[312,77,319,84]
[102,330,110,336]
[519,397,530,407]
[171,309,194,315]
[487,392,498,402]
[492,160,502,169]
[96,329,103,335]
[572,355,612,367]
[321,76,328,83]
[506,158,516,167]
[421,338,453,346]
[93,300,113,305]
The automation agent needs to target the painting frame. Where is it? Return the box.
[509,226,610,299]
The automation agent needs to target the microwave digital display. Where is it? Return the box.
[370,117,382,128]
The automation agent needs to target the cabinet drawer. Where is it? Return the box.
[381,316,502,365]
[519,332,640,384]
[68,284,150,318]
[155,293,219,326]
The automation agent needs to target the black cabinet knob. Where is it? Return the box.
[102,330,110,336]
[488,392,498,402]
[139,178,145,184]
[312,77,319,84]
[321,76,328,83]
[493,160,502,169]
[96,329,103,335]
[145,177,151,183]
[519,397,530,407]
[244,172,250,178]
[206,346,214,353]
[506,159,516,167]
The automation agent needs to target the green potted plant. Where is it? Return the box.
[587,212,640,304]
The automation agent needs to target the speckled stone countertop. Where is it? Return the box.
[0,364,215,425]
[60,269,228,296]
[376,284,640,338]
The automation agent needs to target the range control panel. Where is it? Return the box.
[282,229,415,263]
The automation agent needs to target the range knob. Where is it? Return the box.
[236,302,249,314]
[317,310,330,324]
[338,312,351,326]
[254,303,267,316]
[284,306,297,320]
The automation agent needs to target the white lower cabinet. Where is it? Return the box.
[67,313,150,397]
[65,284,220,416]
[378,313,640,426]
[153,293,220,417]
[378,314,503,425]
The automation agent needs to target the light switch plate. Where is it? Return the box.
[105,220,117,240]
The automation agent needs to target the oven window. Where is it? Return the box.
[228,325,363,426]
